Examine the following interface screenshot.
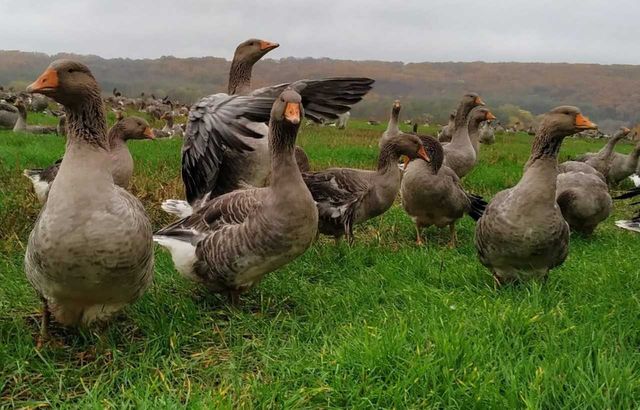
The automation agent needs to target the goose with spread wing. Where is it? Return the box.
[162,40,374,217]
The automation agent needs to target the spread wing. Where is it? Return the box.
[182,78,374,205]
[181,94,274,204]
[250,77,375,123]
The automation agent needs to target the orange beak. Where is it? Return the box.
[143,127,155,140]
[284,102,300,124]
[622,127,631,133]
[26,67,59,94]
[474,96,485,106]
[485,111,497,121]
[259,40,279,51]
[575,113,597,130]
[417,145,431,162]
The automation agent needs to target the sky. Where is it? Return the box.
[1,0,639,64]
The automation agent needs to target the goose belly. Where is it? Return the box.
[25,196,154,305]
[201,203,318,292]
[476,198,569,274]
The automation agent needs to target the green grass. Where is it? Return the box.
[1,119,640,408]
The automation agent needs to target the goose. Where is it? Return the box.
[12,100,57,134]
[0,101,18,128]
[24,60,154,341]
[379,100,401,148]
[606,139,640,185]
[578,127,630,175]
[442,93,486,177]
[556,165,611,235]
[303,133,429,243]
[23,116,154,203]
[154,89,317,305]
[401,136,487,247]
[438,111,455,143]
[475,106,597,284]
[614,187,640,232]
[164,40,373,216]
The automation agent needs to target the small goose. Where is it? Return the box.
[556,165,611,236]
[475,106,597,284]
[303,133,430,242]
[442,93,486,177]
[154,89,317,305]
[379,100,401,148]
[13,99,57,134]
[401,135,487,247]
[23,116,154,203]
[24,60,154,340]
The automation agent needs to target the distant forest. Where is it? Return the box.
[2,50,639,131]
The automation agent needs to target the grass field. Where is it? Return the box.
[1,119,640,408]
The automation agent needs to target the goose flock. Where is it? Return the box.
[10,38,640,344]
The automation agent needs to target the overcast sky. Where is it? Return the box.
[1,0,638,64]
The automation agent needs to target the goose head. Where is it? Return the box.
[389,134,430,163]
[119,116,154,141]
[269,88,304,151]
[404,135,444,173]
[454,92,485,126]
[612,126,631,140]
[541,106,597,136]
[468,106,497,128]
[530,106,597,161]
[392,99,401,116]
[462,92,485,109]
[234,38,279,65]
[26,60,99,107]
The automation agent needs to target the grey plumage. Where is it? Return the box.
[304,133,429,242]
[157,89,318,304]
[475,106,597,284]
[401,134,486,246]
[182,78,374,204]
[24,60,154,331]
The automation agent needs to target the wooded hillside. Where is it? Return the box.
[2,50,638,129]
